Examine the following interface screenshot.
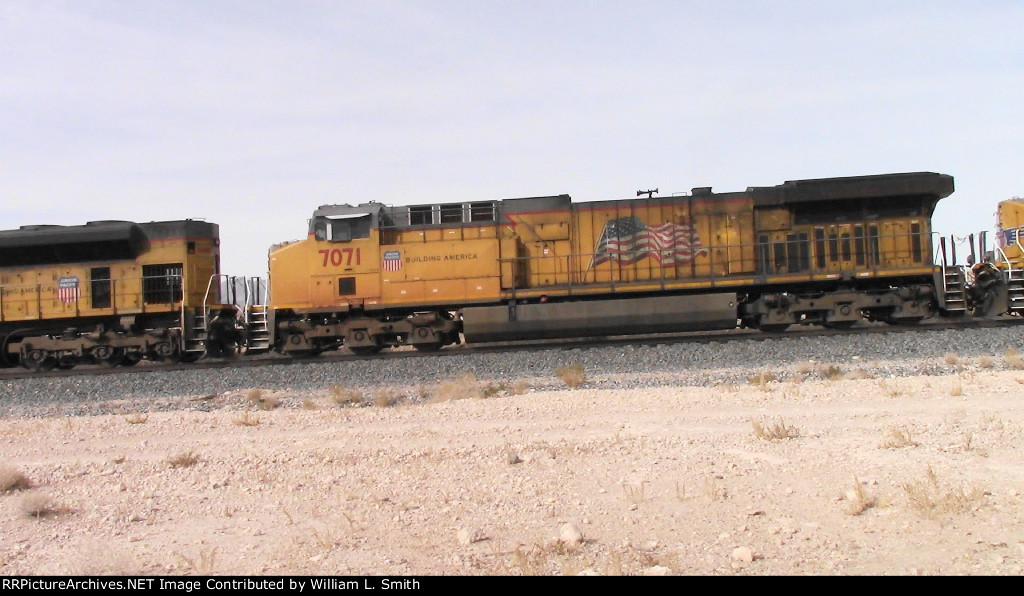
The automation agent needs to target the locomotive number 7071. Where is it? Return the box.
[319,248,361,267]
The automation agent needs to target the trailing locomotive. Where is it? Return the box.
[266,171,967,355]
[6,170,1010,371]
[0,220,255,370]
[978,197,1024,315]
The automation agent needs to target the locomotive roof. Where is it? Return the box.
[307,172,953,226]
[0,220,220,268]
[0,219,218,250]
[746,171,954,206]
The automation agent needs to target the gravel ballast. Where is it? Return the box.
[1,325,1022,418]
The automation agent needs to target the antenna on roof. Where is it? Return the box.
[637,188,658,198]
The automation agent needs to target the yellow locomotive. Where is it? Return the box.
[968,197,1024,316]
[0,219,244,369]
[268,171,960,355]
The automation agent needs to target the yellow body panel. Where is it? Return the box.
[0,235,219,324]
[494,198,932,300]
[268,231,502,311]
[997,198,1024,266]
[272,181,938,316]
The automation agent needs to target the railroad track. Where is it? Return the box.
[2,315,1021,382]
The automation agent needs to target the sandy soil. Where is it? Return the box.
[2,365,1024,576]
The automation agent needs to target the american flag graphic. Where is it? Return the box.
[591,216,708,267]
[383,250,402,272]
[57,276,80,304]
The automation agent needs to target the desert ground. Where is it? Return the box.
[2,361,1023,576]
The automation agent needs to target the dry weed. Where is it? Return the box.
[246,388,279,410]
[176,547,217,574]
[0,465,32,493]
[372,388,401,407]
[257,396,279,410]
[124,412,148,424]
[621,481,647,505]
[703,477,727,502]
[752,418,800,440]
[902,466,985,519]
[747,372,777,391]
[330,384,363,407]
[879,426,919,449]
[747,371,777,384]
[510,541,584,576]
[822,365,844,381]
[604,550,624,576]
[168,449,200,469]
[433,373,482,401]
[944,352,960,366]
[1005,348,1024,370]
[876,379,901,397]
[555,364,587,388]
[845,477,879,515]
[482,380,529,398]
[232,411,260,427]
[300,398,319,410]
[949,377,963,397]
[845,368,874,380]
[20,490,64,518]
[977,355,994,369]
[62,541,140,575]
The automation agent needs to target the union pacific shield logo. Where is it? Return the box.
[383,250,402,272]
[58,276,80,304]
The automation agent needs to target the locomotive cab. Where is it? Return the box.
[268,199,505,355]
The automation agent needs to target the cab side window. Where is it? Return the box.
[315,215,373,242]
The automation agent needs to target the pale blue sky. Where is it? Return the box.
[2,1,1022,276]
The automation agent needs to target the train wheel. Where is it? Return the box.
[22,349,55,371]
[151,342,180,362]
[412,343,442,352]
[92,346,120,367]
[759,324,790,333]
[56,355,77,370]
[179,352,203,363]
[349,345,382,356]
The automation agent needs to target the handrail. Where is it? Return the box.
[200,274,269,328]
[992,245,1019,280]
[201,273,225,331]
[933,232,948,269]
